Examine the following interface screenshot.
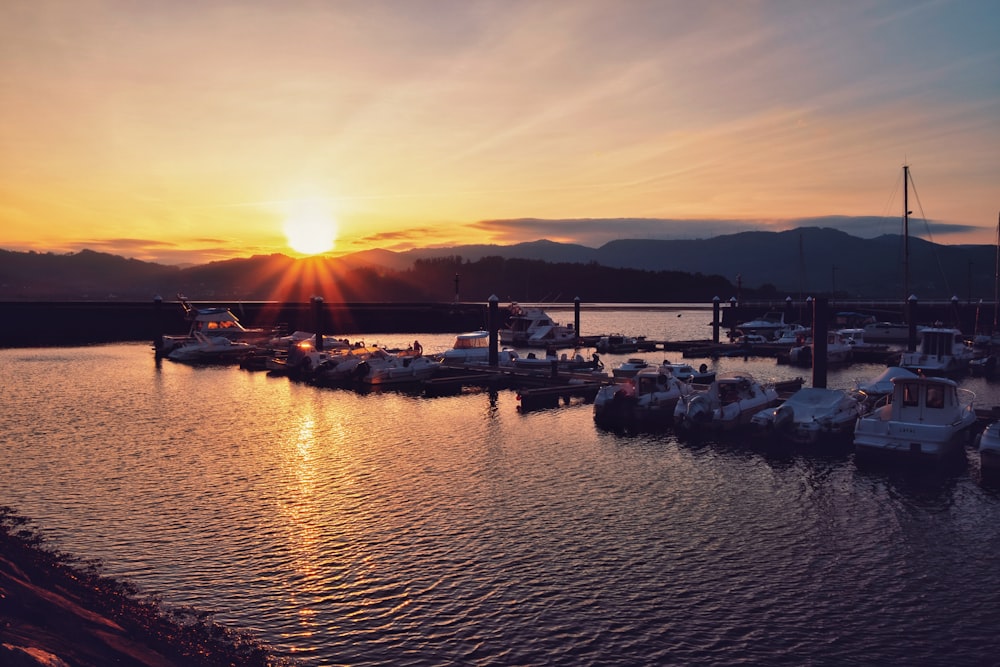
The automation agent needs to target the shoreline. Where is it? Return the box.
[0,506,293,667]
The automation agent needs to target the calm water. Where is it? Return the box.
[2,306,1000,665]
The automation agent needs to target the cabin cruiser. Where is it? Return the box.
[899,327,978,375]
[439,331,518,367]
[673,373,783,433]
[500,304,577,348]
[853,375,976,460]
[158,296,271,356]
[593,366,694,428]
[976,421,1000,474]
[786,331,853,367]
[775,325,811,345]
[166,331,258,364]
[751,387,864,444]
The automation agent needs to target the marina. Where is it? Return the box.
[3,305,1000,665]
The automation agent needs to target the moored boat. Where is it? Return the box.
[166,331,258,364]
[899,326,978,375]
[158,296,272,356]
[439,330,518,367]
[500,304,577,348]
[673,373,785,433]
[976,420,1000,474]
[853,375,976,460]
[593,366,693,429]
[750,386,863,444]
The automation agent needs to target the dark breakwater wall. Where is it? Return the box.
[0,301,489,348]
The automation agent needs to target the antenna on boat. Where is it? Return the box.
[903,164,912,311]
[994,210,999,334]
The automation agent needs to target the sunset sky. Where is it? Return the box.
[2,0,998,265]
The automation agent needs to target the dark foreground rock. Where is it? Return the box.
[0,507,293,667]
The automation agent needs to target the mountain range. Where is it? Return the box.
[2,227,997,302]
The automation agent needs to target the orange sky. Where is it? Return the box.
[2,1,998,265]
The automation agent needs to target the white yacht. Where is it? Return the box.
[673,373,785,433]
[593,365,694,428]
[500,304,577,348]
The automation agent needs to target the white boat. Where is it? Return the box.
[786,331,853,367]
[353,349,441,386]
[862,321,916,343]
[311,349,374,386]
[166,331,257,364]
[593,366,694,428]
[853,375,977,460]
[853,366,919,410]
[439,331,518,367]
[735,311,792,341]
[750,387,864,444]
[775,325,811,345]
[500,304,577,348]
[660,360,715,384]
[159,296,271,356]
[673,373,783,433]
[899,326,978,375]
[976,420,1000,474]
[611,357,653,379]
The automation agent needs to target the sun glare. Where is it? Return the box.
[283,211,338,256]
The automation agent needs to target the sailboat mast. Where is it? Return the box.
[903,164,910,306]
[994,210,999,332]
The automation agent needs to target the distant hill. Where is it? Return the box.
[2,227,997,301]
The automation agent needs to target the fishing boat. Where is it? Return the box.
[853,375,976,460]
[751,387,864,444]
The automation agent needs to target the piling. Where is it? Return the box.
[812,296,829,388]
[153,294,163,354]
[488,295,499,367]
[907,294,918,352]
[712,296,721,344]
[728,296,738,340]
[312,296,325,351]
[574,297,581,342]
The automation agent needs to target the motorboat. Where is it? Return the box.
[595,334,654,354]
[593,366,694,428]
[660,361,715,384]
[500,304,577,348]
[976,420,1000,474]
[513,350,605,375]
[735,311,792,341]
[853,375,977,460]
[353,348,442,386]
[166,331,257,364]
[785,331,853,367]
[750,387,864,444]
[853,366,919,411]
[673,373,784,433]
[611,358,652,379]
[311,349,375,386]
[899,326,978,375]
[158,296,272,356]
[439,331,518,367]
[969,354,998,378]
[863,321,918,343]
[775,325,811,345]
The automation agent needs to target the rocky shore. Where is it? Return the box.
[0,506,292,667]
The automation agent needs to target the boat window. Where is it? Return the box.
[926,386,944,409]
[902,384,919,407]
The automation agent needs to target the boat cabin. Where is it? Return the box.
[887,376,965,426]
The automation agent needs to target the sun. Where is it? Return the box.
[283,211,338,256]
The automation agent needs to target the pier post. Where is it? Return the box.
[574,296,581,342]
[812,296,829,388]
[728,297,738,341]
[488,295,499,367]
[712,296,721,344]
[312,296,325,351]
[785,296,793,323]
[152,294,163,354]
[907,294,918,352]
[951,295,960,330]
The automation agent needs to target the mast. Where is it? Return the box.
[903,164,910,305]
[994,210,999,332]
